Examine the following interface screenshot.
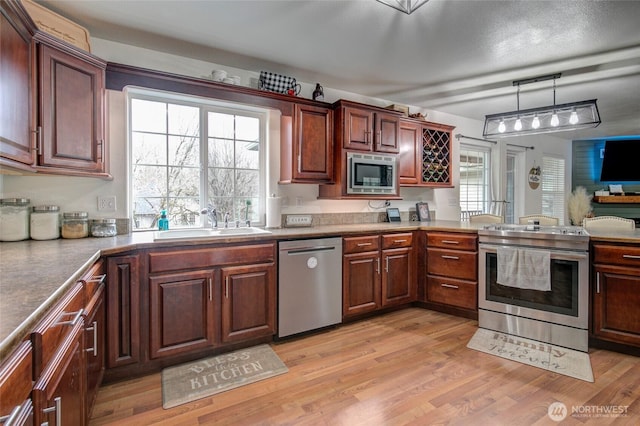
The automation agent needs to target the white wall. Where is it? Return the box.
[1,38,572,224]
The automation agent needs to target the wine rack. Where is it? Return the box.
[422,127,452,185]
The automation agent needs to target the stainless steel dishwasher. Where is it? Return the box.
[278,237,342,338]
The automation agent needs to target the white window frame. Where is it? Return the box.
[126,88,267,231]
[541,154,566,225]
[459,144,492,221]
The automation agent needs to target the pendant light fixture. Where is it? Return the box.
[376,0,430,15]
[483,73,601,138]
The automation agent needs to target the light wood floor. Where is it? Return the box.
[90,308,639,425]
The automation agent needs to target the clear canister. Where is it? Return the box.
[62,211,89,239]
[30,205,60,240]
[0,198,31,241]
[90,218,117,237]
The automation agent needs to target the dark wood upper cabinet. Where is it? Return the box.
[337,101,400,154]
[280,103,334,183]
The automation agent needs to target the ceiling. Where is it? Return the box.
[39,0,640,141]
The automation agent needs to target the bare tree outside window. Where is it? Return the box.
[130,96,263,230]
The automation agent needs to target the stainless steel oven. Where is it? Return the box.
[478,225,590,351]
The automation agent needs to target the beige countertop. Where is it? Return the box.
[1,220,638,362]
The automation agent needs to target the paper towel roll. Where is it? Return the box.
[266,196,282,228]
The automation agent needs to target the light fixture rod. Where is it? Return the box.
[512,73,562,87]
[455,133,497,144]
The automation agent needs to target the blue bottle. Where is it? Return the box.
[158,209,169,230]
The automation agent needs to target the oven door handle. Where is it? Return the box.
[479,243,588,261]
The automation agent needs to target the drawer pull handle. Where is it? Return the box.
[86,274,106,285]
[0,405,21,424]
[56,309,84,327]
[85,321,98,356]
[441,240,460,244]
[357,242,372,247]
[42,396,62,425]
[225,276,229,299]
[209,277,213,301]
[376,258,380,275]
[393,239,407,244]
[596,272,600,294]
[441,283,459,289]
[622,254,640,260]
[385,257,389,273]
[441,255,460,260]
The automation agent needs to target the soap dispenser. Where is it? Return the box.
[158,209,169,230]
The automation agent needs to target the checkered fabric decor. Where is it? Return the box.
[259,71,298,94]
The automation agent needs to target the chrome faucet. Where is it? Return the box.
[200,204,218,228]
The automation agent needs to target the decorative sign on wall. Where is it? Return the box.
[528,164,541,189]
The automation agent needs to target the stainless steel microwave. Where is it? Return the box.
[346,152,397,195]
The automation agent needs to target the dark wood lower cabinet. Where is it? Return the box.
[343,251,381,318]
[381,247,414,306]
[149,270,217,358]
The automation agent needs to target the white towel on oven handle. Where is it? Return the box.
[496,247,551,291]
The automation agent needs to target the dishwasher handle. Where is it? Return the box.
[283,246,337,255]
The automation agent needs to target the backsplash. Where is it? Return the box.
[281,210,434,227]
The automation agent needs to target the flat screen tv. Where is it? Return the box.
[600,140,640,182]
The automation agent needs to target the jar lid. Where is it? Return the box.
[32,205,60,212]
[0,198,30,206]
[63,211,89,219]
[91,218,116,224]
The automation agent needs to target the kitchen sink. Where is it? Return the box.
[154,227,272,241]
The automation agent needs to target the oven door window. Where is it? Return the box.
[485,253,579,317]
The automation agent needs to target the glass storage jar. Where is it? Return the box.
[62,211,89,239]
[90,218,117,237]
[30,205,60,240]
[0,198,31,241]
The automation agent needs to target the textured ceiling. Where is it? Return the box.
[40,0,640,140]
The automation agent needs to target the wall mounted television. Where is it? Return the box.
[600,140,640,182]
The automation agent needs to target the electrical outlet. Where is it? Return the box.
[98,195,116,212]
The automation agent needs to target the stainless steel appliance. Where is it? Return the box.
[346,152,397,196]
[278,237,342,338]
[478,224,590,351]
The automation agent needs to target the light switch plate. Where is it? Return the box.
[285,214,313,227]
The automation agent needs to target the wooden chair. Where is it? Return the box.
[518,215,559,226]
[469,213,504,224]
[582,216,635,230]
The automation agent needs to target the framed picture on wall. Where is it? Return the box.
[416,202,431,222]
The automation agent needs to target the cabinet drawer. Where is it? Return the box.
[593,244,640,268]
[427,232,477,251]
[427,248,477,281]
[343,235,380,254]
[31,282,85,378]
[0,342,33,418]
[81,258,106,298]
[382,232,413,249]
[149,242,276,273]
[427,275,477,310]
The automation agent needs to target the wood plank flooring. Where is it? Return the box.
[89,308,639,425]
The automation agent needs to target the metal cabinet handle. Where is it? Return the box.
[225,276,229,299]
[31,127,42,153]
[441,240,460,245]
[85,321,98,356]
[56,309,84,327]
[209,277,213,301]
[596,272,600,294]
[441,283,459,289]
[385,256,389,273]
[393,239,407,244]
[42,396,62,426]
[376,258,380,274]
[357,242,372,247]
[622,254,640,260]
[363,130,371,143]
[0,405,21,424]
[441,255,460,260]
[86,274,106,285]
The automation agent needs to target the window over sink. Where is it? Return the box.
[128,89,266,230]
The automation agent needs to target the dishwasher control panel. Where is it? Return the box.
[284,214,313,227]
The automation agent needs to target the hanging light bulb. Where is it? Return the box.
[514,117,522,131]
[498,120,506,133]
[531,114,540,129]
[569,109,579,125]
[550,112,559,127]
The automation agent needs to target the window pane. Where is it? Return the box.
[167,197,200,226]
[235,116,259,141]
[459,146,491,220]
[235,170,258,197]
[168,167,200,197]
[131,99,166,133]
[208,168,234,199]
[133,197,163,230]
[208,112,234,139]
[236,141,259,169]
[168,136,199,166]
[132,132,166,165]
[132,165,166,198]
[168,104,199,137]
[208,138,234,168]
[542,156,565,224]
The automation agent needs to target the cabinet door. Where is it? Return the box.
[149,270,217,358]
[0,4,36,168]
[106,255,140,368]
[38,43,105,173]
[381,247,415,306]
[375,112,399,154]
[343,251,381,317]
[33,320,85,426]
[84,284,105,420]
[593,268,640,346]
[292,104,333,182]
[343,107,374,151]
[398,120,420,185]
[221,263,276,343]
